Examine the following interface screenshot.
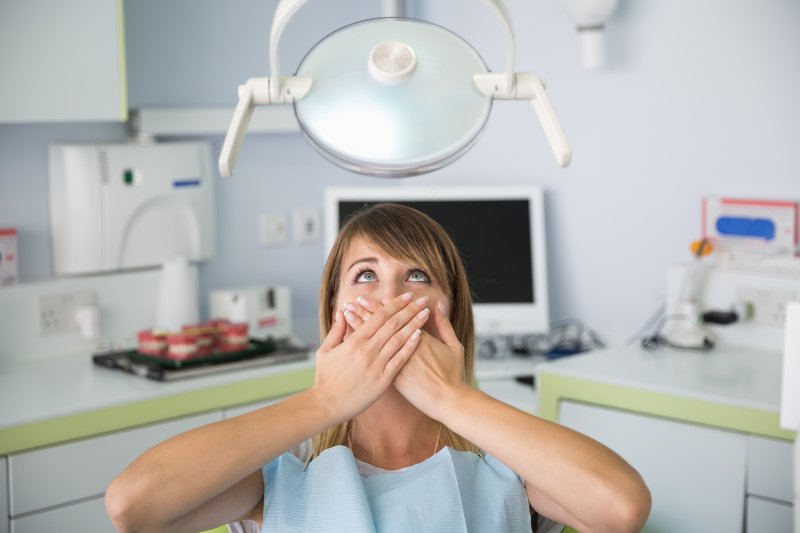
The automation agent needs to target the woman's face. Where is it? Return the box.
[335,236,448,337]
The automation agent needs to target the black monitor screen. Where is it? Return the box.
[338,200,534,304]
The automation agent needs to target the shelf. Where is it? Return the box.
[129,106,300,137]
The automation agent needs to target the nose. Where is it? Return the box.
[380,279,409,305]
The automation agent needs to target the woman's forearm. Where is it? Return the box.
[435,386,651,533]
[105,388,337,532]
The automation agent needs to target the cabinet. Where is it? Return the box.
[1,458,7,533]
[11,497,111,533]
[746,496,793,532]
[475,358,539,413]
[0,0,127,123]
[7,411,221,531]
[559,401,793,533]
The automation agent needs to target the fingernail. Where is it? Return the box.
[437,300,447,316]
[344,302,357,313]
[411,329,421,340]
[356,296,370,307]
[416,308,430,321]
[344,311,357,324]
[334,309,342,322]
[400,292,413,301]
[415,295,428,307]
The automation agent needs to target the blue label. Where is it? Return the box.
[716,216,776,241]
[173,178,201,188]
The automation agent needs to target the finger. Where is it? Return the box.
[356,291,414,339]
[344,302,371,325]
[343,308,366,330]
[319,309,347,352]
[355,296,378,315]
[344,322,355,340]
[375,305,431,367]
[434,299,461,348]
[368,295,430,348]
[382,328,422,378]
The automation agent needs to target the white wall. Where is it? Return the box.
[1,0,798,356]
[413,0,800,343]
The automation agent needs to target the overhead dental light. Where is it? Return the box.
[219,0,571,178]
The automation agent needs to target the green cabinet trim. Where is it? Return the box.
[0,367,314,455]
[538,372,795,442]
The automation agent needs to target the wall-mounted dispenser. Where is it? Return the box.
[48,142,215,275]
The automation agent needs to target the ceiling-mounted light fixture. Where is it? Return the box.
[219,0,571,178]
[561,0,619,69]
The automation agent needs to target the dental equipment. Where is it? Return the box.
[219,0,571,177]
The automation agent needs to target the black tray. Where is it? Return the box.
[93,338,310,381]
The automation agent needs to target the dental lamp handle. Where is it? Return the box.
[522,74,571,167]
[219,82,256,177]
[475,73,571,167]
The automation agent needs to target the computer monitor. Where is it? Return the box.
[324,186,550,336]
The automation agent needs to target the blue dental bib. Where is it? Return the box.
[261,445,533,532]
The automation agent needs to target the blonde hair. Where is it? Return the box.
[313,203,479,457]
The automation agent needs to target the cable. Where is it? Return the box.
[626,305,665,345]
[478,318,606,359]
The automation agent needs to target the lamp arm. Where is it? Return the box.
[269,0,311,102]
[520,74,571,167]
[480,0,515,96]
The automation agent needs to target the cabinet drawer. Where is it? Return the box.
[559,401,747,533]
[1,457,8,533]
[10,496,114,533]
[745,496,793,533]
[9,411,221,516]
[747,435,793,502]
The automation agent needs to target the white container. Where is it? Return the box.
[48,142,215,275]
[155,257,199,332]
[0,228,19,286]
[210,286,292,340]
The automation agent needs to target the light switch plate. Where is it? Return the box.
[293,209,321,243]
[259,212,288,246]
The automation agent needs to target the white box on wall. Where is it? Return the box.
[48,142,215,275]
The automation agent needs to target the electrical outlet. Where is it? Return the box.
[37,290,96,335]
[735,286,797,326]
[293,209,321,243]
[259,212,288,246]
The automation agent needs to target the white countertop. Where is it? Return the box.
[0,352,315,430]
[536,343,783,412]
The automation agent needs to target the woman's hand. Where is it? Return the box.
[347,297,469,421]
[312,292,431,424]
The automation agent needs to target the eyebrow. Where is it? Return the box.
[346,257,378,273]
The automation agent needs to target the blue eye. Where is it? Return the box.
[408,270,430,282]
[356,270,376,283]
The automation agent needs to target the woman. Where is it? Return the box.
[105,204,651,533]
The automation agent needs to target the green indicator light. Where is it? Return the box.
[123,169,134,185]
